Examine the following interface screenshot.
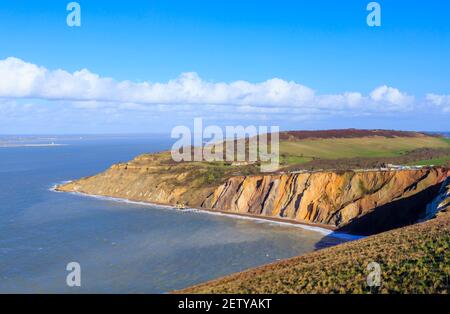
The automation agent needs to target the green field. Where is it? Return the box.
[410,155,450,166]
[280,137,449,159]
[441,138,450,146]
[279,136,450,166]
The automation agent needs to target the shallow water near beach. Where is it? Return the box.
[0,135,345,293]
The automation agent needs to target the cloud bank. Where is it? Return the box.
[0,57,423,116]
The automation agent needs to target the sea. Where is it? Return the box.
[0,135,347,293]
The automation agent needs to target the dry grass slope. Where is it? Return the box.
[178,212,450,294]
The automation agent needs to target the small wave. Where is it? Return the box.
[180,207,335,235]
[48,181,72,192]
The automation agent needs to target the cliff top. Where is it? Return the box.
[113,130,449,181]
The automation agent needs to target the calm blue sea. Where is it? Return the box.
[0,135,341,293]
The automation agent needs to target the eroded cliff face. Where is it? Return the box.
[201,168,449,234]
[57,158,449,235]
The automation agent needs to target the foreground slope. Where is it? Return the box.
[179,211,450,293]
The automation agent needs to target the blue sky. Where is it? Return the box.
[0,0,449,134]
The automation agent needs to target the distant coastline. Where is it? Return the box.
[0,143,67,148]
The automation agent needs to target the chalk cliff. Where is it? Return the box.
[57,154,449,235]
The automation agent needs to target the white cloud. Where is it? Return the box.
[0,57,441,117]
[426,94,450,113]
[370,85,414,109]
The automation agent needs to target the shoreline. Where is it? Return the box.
[49,182,364,241]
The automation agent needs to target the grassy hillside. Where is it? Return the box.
[100,131,450,194]
[145,133,450,187]
[409,138,450,166]
[197,130,450,170]
[279,136,450,167]
[178,211,450,294]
